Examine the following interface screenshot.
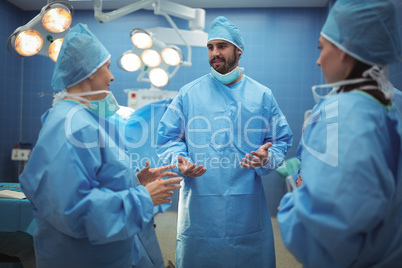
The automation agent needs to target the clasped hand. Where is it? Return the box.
[137,161,182,206]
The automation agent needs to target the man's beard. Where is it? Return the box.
[210,50,238,74]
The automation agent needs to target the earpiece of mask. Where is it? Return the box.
[210,66,243,85]
[312,65,396,104]
[362,65,394,100]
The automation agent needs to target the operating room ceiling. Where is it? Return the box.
[6,0,330,11]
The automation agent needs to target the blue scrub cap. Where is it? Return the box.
[208,16,244,52]
[51,23,111,91]
[321,0,401,66]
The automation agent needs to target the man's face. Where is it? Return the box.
[207,40,241,74]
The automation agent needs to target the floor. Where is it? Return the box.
[154,211,302,268]
[154,211,178,266]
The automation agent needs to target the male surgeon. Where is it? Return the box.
[157,16,293,268]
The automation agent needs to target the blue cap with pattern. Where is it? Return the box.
[208,16,244,52]
[51,23,111,91]
[321,0,401,66]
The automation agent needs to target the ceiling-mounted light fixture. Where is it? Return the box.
[118,51,142,72]
[162,45,184,66]
[13,30,43,57]
[7,1,73,62]
[48,37,64,62]
[118,27,187,88]
[42,6,72,33]
[141,49,161,67]
[130,28,153,49]
[149,68,169,88]
[94,0,207,89]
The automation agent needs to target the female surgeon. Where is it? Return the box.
[278,0,402,267]
[19,23,182,268]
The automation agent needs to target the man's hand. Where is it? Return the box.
[178,156,207,177]
[240,142,272,169]
[137,161,177,186]
[145,177,182,206]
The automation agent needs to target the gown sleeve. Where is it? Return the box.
[156,93,192,175]
[255,93,293,176]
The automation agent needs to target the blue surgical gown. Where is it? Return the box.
[109,109,168,268]
[278,91,402,267]
[157,74,293,268]
[393,88,402,115]
[19,100,155,268]
[123,99,177,215]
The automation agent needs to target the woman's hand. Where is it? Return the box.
[145,177,182,206]
[137,161,177,186]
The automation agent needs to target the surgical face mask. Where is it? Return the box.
[53,90,120,118]
[210,66,243,85]
[312,66,394,104]
[88,92,120,118]
[312,78,372,104]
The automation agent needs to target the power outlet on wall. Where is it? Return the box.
[11,149,31,161]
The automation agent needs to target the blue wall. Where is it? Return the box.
[0,1,24,181]
[1,1,402,214]
[390,0,402,87]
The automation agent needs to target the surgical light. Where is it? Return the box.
[100,0,208,89]
[14,30,43,57]
[162,46,183,66]
[7,1,73,62]
[120,27,186,88]
[149,68,169,88]
[48,38,64,62]
[141,49,161,67]
[131,29,153,49]
[118,52,142,72]
[42,7,72,33]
